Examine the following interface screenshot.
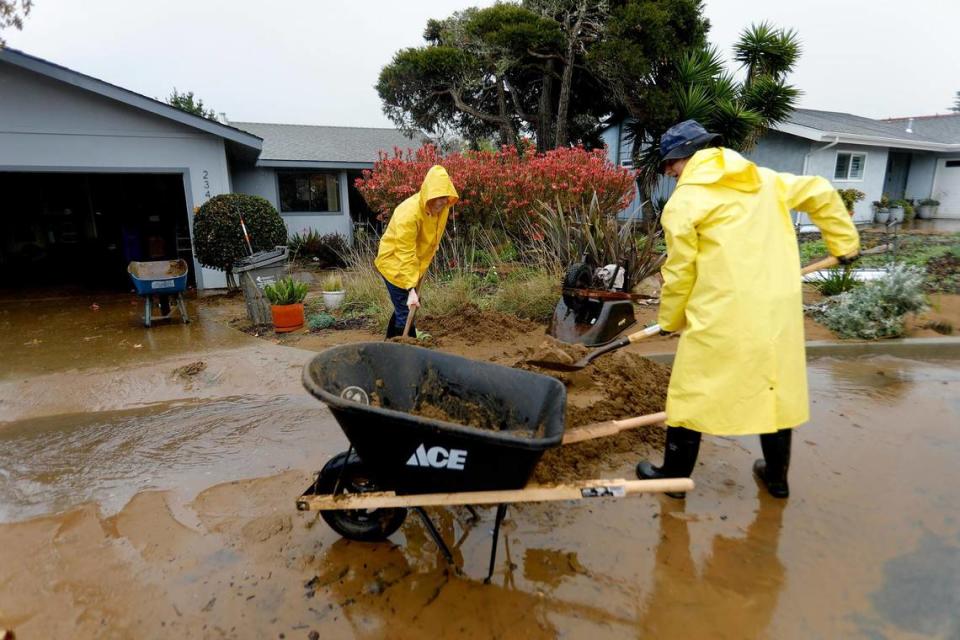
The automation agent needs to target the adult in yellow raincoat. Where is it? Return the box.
[637,120,860,498]
[375,165,459,338]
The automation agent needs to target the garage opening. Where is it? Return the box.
[0,172,195,291]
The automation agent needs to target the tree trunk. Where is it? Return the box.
[537,60,554,152]
[495,77,515,146]
[554,26,578,148]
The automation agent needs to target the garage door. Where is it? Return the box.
[0,172,194,290]
[932,158,960,219]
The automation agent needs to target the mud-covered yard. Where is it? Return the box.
[1,289,959,639]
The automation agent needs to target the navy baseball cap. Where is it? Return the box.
[659,120,721,167]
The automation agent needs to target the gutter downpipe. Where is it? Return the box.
[797,136,841,228]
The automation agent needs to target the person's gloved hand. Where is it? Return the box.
[837,252,860,265]
[407,288,420,309]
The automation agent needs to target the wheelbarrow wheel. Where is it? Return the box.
[317,450,407,541]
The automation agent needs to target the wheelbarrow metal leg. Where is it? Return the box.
[413,507,454,565]
[485,503,508,584]
[177,292,190,323]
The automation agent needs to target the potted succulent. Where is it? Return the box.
[872,194,891,224]
[895,199,916,222]
[837,188,865,216]
[918,198,940,219]
[321,272,346,310]
[887,197,905,223]
[264,277,309,332]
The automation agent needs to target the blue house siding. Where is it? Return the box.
[232,166,354,241]
[743,131,809,175]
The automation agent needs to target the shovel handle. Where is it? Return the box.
[627,323,662,343]
[563,411,668,444]
[801,255,840,275]
[581,323,662,364]
[801,245,889,276]
[402,306,417,338]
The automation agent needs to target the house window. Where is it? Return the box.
[834,152,866,181]
[278,172,340,213]
[945,160,960,168]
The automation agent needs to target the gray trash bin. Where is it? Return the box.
[234,247,289,325]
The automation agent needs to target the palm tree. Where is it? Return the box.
[628,22,802,195]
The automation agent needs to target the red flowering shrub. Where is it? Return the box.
[355,142,636,230]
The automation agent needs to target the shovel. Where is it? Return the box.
[800,245,889,275]
[527,323,663,372]
[402,306,418,338]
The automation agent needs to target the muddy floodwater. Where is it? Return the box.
[0,341,958,637]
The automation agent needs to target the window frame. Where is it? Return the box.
[275,170,342,214]
[833,151,867,182]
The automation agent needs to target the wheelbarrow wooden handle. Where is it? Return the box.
[563,411,667,444]
[296,476,694,510]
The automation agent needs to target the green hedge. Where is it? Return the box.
[193,194,287,279]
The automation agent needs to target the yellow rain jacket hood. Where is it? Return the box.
[375,165,459,289]
[659,148,859,435]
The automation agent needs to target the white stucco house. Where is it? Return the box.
[601,108,960,224]
[0,48,417,289]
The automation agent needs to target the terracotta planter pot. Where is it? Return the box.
[271,303,305,333]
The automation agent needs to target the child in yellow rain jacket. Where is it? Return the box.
[636,120,860,499]
[375,165,459,338]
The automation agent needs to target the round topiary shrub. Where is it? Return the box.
[193,194,287,288]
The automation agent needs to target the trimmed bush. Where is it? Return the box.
[354,142,636,230]
[816,264,927,339]
[193,194,287,288]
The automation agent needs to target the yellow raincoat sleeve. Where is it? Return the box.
[657,191,704,332]
[777,173,860,258]
[389,214,421,290]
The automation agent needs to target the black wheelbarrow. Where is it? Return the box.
[298,342,691,581]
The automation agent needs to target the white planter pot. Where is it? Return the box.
[322,290,346,310]
[888,206,905,223]
[917,205,938,219]
[874,208,890,223]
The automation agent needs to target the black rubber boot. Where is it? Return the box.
[636,426,702,499]
[385,313,402,340]
[754,429,791,498]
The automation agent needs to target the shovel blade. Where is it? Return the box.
[524,359,585,372]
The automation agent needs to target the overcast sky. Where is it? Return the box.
[5,0,959,127]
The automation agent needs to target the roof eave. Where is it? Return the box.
[775,121,958,152]
[1,48,263,152]
[256,159,375,170]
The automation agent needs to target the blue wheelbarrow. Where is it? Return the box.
[127,259,191,328]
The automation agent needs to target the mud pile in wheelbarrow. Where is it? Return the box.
[515,339,672,483]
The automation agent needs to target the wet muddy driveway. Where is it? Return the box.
[0,296,958,639]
